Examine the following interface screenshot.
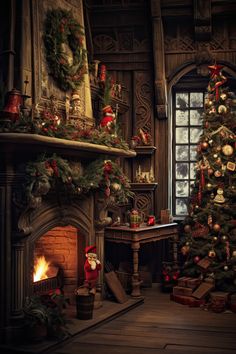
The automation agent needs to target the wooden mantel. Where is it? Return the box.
[0,133,136,159]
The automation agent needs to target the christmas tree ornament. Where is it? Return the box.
[208,168,214,175]
[222,235,228,241]
[232,251,236,257]
[213,154,218,158]
[206,183,212,190]
[201,141,209,150]
[214,170,222,177]
[218,105,227,114]
[181,245,190,255]
[208,250,216,258]
[222,144,233,156]
[194,256,200,263]
[220,93,227,100]
[224,265,229,271]
[226,161,236,171]
[213,236,218,242]
[208,139,213,145]
[208,214,213,226]
[213,223,221,232]
[213,188,225,204]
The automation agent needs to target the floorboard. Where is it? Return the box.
[47,284,236,354]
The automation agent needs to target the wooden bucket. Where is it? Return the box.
[76,294,94,320]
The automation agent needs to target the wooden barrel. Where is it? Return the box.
[76,294,94,320]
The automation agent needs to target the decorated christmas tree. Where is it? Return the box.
[180,64,236,292]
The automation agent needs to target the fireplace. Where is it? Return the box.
[0,133,135,344]
[33,225,85,304]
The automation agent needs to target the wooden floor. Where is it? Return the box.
[48,284,236,354]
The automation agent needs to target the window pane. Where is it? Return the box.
[176,181,189,197]
[176,198,188,215]
[176,128,188,143]
[190,109,202,125]
[176,163,189,179]
[176,145,189,161]
[190,145,197,160]
[176,93,188,109]
[190,92,203,107]
[176,110,188,126]
[190,162,197,179]
[190,128,201,143]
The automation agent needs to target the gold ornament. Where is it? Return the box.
[213,188,225,204]
[213,154,218,158]
[232,250,236,257]
[222,235,228,241]
[213,236,218,242]
[222,144,234,156]
[208,250,216,258]
[111,182,121,191]
[214,170,221,177]
[206,183,212,190]
[218,105,227,114]
[224,265,229,271]
[226,161,236,171]
[220,93,227,100]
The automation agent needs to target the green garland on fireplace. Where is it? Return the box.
[25,154,133,208]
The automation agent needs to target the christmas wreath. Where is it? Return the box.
[44,8,87,91]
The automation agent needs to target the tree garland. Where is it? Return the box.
[44,8,87,91]
[25,155,133,208]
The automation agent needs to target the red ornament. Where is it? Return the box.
[99,64,106,83]
[194,256,200,263]
[147,215,155,226]
[164,275,171,282]
[3,88,22,121]
[201,142,209,150]
[208,64,224,78]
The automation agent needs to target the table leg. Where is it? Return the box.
[131,241,142,297]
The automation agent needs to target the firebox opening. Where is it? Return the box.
[34,225,85,305]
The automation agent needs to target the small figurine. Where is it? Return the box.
[100,105,116,132]
[84,245,101,295]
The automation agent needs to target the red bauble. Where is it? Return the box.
[201,142,209,150]
[164,275,171,282]
[194,256,200,263]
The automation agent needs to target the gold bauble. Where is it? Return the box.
[213,236,218,242]
[111,182,121,191]
[222,144,234,156]
[206,183,212,189]
[208,250,216,258]
[218,105,227,114]
[222,235,228,241]
[220,93,227,101]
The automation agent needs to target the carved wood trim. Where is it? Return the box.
[151,0,167,119]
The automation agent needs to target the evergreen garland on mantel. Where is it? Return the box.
[25,154,133,208]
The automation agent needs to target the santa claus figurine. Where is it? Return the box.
[84,245,101,295]
[100,105,116,132]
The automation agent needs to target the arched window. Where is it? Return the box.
[171,70,208,219]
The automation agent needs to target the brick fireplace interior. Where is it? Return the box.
[34,225,85,304]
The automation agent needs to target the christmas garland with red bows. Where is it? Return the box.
[44,8,87,91]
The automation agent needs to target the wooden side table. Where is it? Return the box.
[105,223,179,297]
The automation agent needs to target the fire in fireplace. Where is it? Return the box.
[33,225,85,304]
